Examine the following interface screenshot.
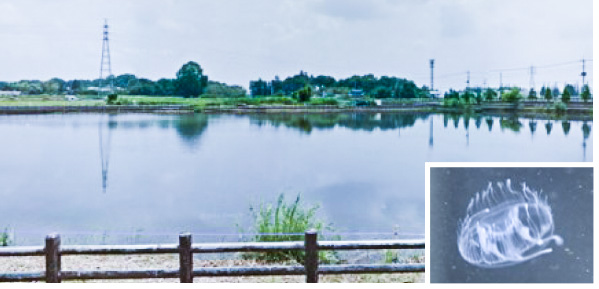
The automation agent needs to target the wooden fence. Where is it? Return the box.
[0,230,425,283]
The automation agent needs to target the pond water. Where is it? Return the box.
[0,112,592,245]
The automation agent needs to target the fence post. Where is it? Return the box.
[45,233,61,283]
[304,229,318,283]
[179,233,193,283]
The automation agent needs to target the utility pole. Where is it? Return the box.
[466,71,470,90]
[529,66,535,91]
[429,59,435,97]
[581,59,587,85]
[499,72,503,96]
[99,19,114,98]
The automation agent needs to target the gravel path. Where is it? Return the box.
[0,255,423,283]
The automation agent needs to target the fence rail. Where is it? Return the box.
[0,230,425,283]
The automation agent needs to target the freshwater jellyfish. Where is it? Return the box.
[457,179,564,268]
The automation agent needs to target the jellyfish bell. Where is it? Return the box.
[457,179,563,268]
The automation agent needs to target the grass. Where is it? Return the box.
[382,249,424,264]
[239,193,338,265]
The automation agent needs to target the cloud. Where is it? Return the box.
[438,3,475,38]
[308,0,390,21]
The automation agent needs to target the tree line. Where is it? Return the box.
[0,60,591,103]
[0,61,245,98]
[443,84,592,104]
[249,71,429,99]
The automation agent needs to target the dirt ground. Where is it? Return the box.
[0,255,424,283]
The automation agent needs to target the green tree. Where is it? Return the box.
[561,86,571,103]
[249,79,270,96]
[115,74,137,88]
[42,78,66,94]
[444,89,460,99]
[528,88,537,100]
[296,85,313,102]
[205,81,247,97]
[311,75,336,88]
[501,87,522,104]
[544,86,553,101]
[581,84,591,102]
[156,78,176,95]
[483,88,497,101]
[372,86,393,98]
[564,84,576,96]
[462,90,474,103]
[552,87,560,99]
[129,78,158,95]
[475,91,483,104]
[175,61,208,98]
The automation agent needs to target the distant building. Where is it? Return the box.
[0,91,21,96]
[349,89,364,97]
[65,95,79,101]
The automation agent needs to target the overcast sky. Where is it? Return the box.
[0,0,593,92]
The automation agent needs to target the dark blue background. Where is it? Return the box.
[430,167,593,283]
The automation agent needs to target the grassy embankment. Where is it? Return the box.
[0,94,433,108]
[0,95,591,117]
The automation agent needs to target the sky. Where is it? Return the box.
[0,0,593,92]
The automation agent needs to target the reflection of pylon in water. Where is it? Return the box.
[99,116,112,193]
[428,117,433,148]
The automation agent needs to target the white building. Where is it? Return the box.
[65,95,79,101]
[0,91,21,96]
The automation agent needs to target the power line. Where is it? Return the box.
[434,58,592,80]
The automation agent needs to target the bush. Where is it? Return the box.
[554,102,567,114]
[353,99,375,106]
[106,93,118,104]
[443,98,464,108]
[239,193,338,264]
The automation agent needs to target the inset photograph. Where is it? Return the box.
[429,166,593,283]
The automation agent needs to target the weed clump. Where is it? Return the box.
[239,193,338,264]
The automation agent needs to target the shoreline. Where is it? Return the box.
[0,103,592,121]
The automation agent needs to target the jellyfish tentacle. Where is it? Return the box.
[540,234,564,246]
[518,247,554,262]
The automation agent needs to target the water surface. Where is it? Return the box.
[0,112,592,245]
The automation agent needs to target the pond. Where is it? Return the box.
[0,112,592,245]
